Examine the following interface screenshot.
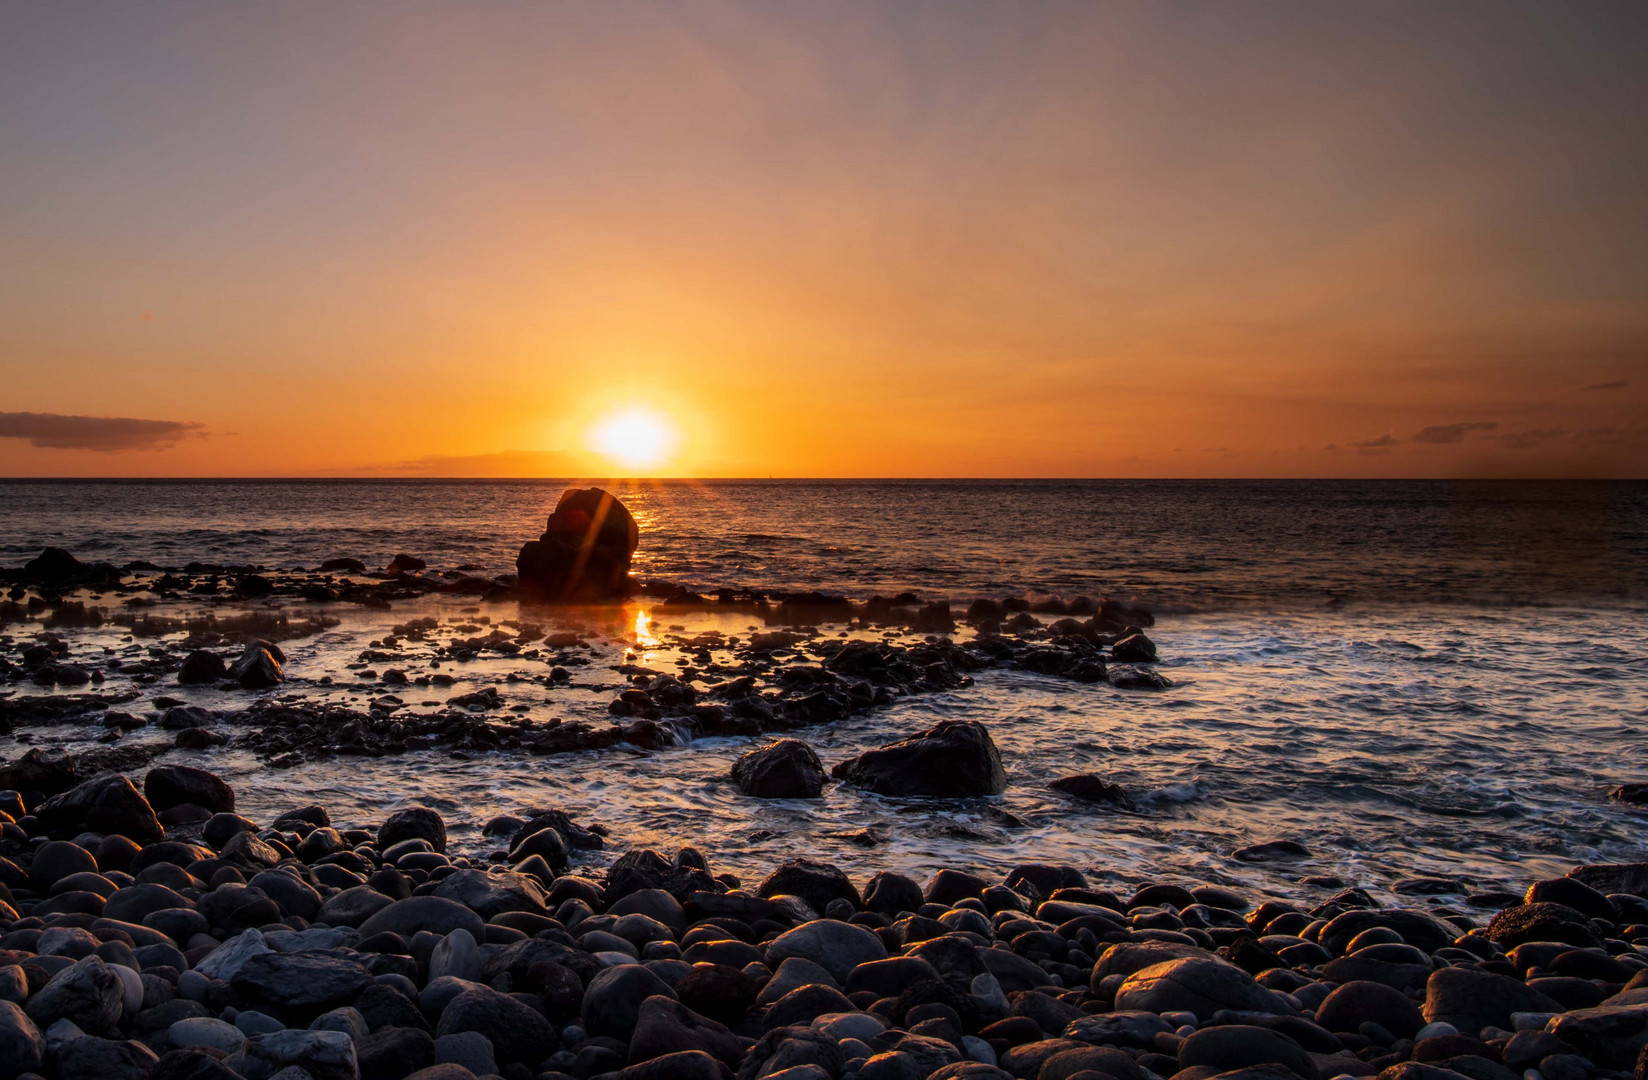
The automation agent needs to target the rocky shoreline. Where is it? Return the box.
[0,773,1645,1080]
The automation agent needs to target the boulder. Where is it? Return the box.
[731,739,826,798]
[50,1035,160,1080]
[36,774,162,842]
[1177,1025,1319,1080]
[1316,980,1425,1039]
[228,641,285,689]
[144,765,235,814]
[757,858,860,914]
[357,896,483,939]
[434,985,559,1064]
[1115,957,1297,1022]
[1422,967,1564,1037]
[25,955,124,1034]
[356,1026,435,1080]
[1049,773,1135,807]
[227,1029,359,1080]
[231,951,372,1017]
[832,719,1006,797]
[379,807,447,853]
[431,868,544,918]
[0,999,44,1079]
[1485,903,1602,949]
[0,746,78,796]
[627,994,744,1067]
[515,487,639,601]
[765,919,888,983]
[582,964,677,1040]
[177,651,227,685]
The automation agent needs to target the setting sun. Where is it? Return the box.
[587,408,677,472]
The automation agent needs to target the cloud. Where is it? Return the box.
[1586,380,1628,390]
[1496,428,1570,450]
[1352,434,1397,448]
[0,411,206,451]
[1411,421,1499,444]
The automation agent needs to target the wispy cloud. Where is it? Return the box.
[1585,380,1628,390]
[1412,421,1499,444]
[1496,428,1570,450]
[0,411,206,452]
[1352,434,1397,449]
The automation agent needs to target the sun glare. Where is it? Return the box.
[588,408,676,472]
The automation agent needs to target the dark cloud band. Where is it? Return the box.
[0,412,205,452]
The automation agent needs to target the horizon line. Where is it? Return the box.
[1,475,1644,483]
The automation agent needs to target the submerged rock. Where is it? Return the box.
[515,487,639,601]
[228,640,285,689]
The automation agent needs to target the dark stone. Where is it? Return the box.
[0,747,78,797]
[627,994,744,1067]
[25,956,124,1034]
[357,896,483,939]
[227,641,285,689]
[515,488,639,601]
[177,652,226,686]
[1524,877,1617,921]
[144,765,235,814]
[1049,773,1135,807]
[673,964,758,1025]
[1111,633,1158,662]
[36,774,163,843]
[51,1035,160,1080]
[1316,980,1425,1039]
[582,964,677,1040]
[757,857,860,914]
[731,739,826,798]
[1485,903,1604,949]
[863,871,925,916]
[1115,957,1297,1022]
[1178,1025,1319,1080]
[230,951,372,1016]
[434,985,559,1064]
[379,807,447,853]
[0,1000,44,1078]
[1422,966,1564,1036]
[356,1026,435,1080]
[761,983,857,1030]
[431,868,546,919]
[832,719,1006,797]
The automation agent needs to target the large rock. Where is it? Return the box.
[358,896,483,939]
[1319,909,1463,955]
[1422,967,1564,1037]
[0,999,44,1079]
[731,739,826,798]
[1485,902,1602,949]
[1567,861,1648,898]
[144,765,235,814]
[228,641,285,689]
[1545,1004,1648,1069]
[1114,957,1297,1022]
[515,487,639,601]
[765,919,888,983]
[226,1029,359,1080]
[582,965,677,1040]
[25,955,124,1034]
[1177,1025,1319,1080]
[431,869,545,919]
[177,650,227,685]
[50,1035,160,1080]
[627,995,744,1067]
[832,719,1006,797]
[757,858,860,914]
[0,747,78,796]
[435,985,559,1064]
[379,807,447,853]
[1316,980,1425,1039]
[36,773,163,842]
[230,951,372,1017]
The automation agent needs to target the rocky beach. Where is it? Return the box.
[0,482,1645,1080]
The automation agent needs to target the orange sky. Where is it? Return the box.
[2,2,1645,478]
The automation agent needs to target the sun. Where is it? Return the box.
[587,408,677,471]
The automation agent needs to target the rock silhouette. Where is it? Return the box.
[516,487,639,601]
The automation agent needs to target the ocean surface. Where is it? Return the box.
[3,479,1646,901]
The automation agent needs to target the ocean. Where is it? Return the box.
[2,478,1646,900]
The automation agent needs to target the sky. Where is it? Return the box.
[2,1,1645,478]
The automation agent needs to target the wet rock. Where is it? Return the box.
[627,994,744,1067]
[1115,957,1297,1022]
[431,868,545,919]
[1523,876,1617,921]
[1316,980,1425,1039]
[863,871,925,916]
[766,918,888,982]
[26,956,124,1035]
[357,897,483,939]
[516,487,639,601]
[379,807,447,854]
[0,999,45,1078]
[582,964,677,1040]
[387,554,426,573]
[757,858,860,914]
[177,651,227,685]
[144,765,235,814]
[37,773,163,842]
[731,739,826,798]
[0,746,78,795]
[832,719,1006,797]
[1485,902,1603,949]
[1422,966,1564,1037]
[227,1029,359,1080]
[434,985,558,1064]
[1049,773,1134,807]
[228,641,285,689]
[1111,632,1158,662]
